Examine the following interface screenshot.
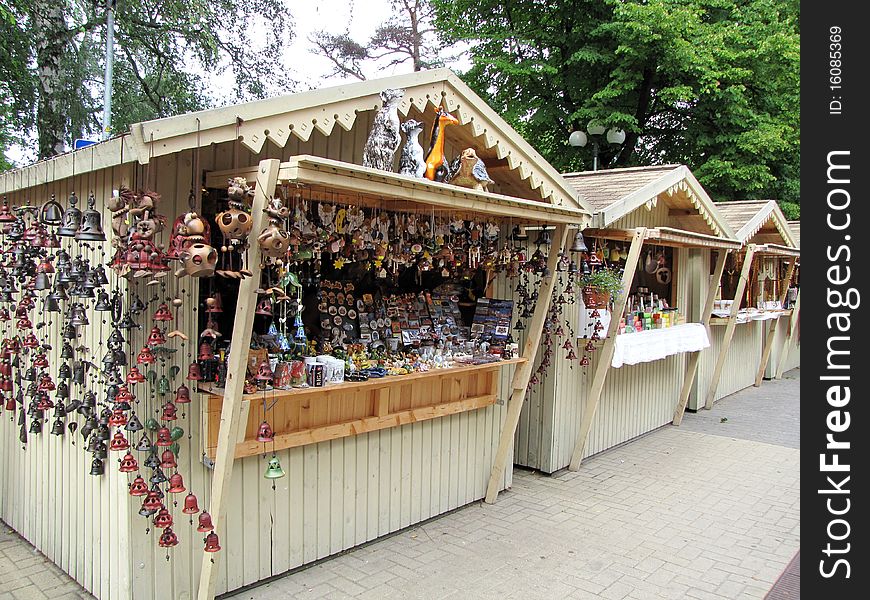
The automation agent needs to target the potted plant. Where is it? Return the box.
[579,266,624,308]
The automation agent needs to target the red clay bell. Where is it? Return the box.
[129,476,148,496]
[254,361,273,382]
[256,420,274,443]
[116,386,135,404]
[126,366,145,384]
[197,510,214,532]
[147,327,166,346]
[108,409,128,427]
[142,491,163,512]
[203,532,221,552]
[186,362,203,381]
[119,452,138,473]
[158,527,179,548]
[167,472,185,494]
[32,353,49,368]
[136,346,155,364]
[255,298,272,316]
[182,493,200,515]
[155,426,172,447]
[161,402,178,421]
[174,383,190,404]
[109,431,130,451]
[22,333,39,348]
[153,507,173,529]
[197,341,214,361]
[152,303,173,321]
[160,449,177,469]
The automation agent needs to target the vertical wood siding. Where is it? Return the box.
[2,109,516,599]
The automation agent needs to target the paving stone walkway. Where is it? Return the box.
[0,370,800,600]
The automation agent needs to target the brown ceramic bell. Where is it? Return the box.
[136,347,156,364]
[174,384,190,404]
[203,532,221,552]
[197,510,214,532]
[197,341,214,361]
[167,472,185,494]
[126,366,146,384]
[182,493,200,515]
[186,362,203,381]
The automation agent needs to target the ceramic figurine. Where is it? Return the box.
[398,120,426,178]
[362,88,405,172]
[449,148,494,192]
[424,108,459,182]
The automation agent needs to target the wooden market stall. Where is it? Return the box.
[773,220,800,378]
[694,201,798,410]
[0,69,591,599]
[511,165,740,474]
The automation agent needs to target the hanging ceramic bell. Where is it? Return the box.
[570,230,589,253]
[264,455,285,479]
[167,473,185,494]
[160,402,177,421]
[140,491,162,514]
[94,290,111,311]
[58,192,83,237]
[136,347,155,365]
[75,192,106,241]
[174,384,190,404]
[40,194,64,226]
[156,374,170,397]
[129,476,149,496]
[50,417,65,436]
[147,327,166,346]
[119,452,139,473]
[203,532,221,552]
[109,431,130,452]
[186,362,202,381]
[153,508,173,529]
[197,341,214,361]
[125,413,144,432]
[155,426,172,447]
[579,355,590,367]
[160,449,177,469]
[135,433,153,452]
[149,467,168,486]
[256,420,274,443]
[152,303,173,321]
[182,493,200,515]
[158,528,179,548]
[117,313,139,330]
[255,298,272,316]
[89,457,105,476]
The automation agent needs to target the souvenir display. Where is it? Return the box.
[449,148,494,192]
[362,88,404,172]
[398,119,426,178]
[424,107,460,182]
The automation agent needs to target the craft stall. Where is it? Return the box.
[0,69,591,599]
[509,165,740,474]
[772,220,800,378]
[693,201,798,411]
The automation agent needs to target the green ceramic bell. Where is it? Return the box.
[145,417,160,431]
[264,455,285,479]
[170,426,184,441]
[170,441,180,457]
[157,374,170,396]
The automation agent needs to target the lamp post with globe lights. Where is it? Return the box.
[568,122,626,171]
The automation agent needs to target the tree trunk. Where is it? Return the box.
[615,65,655,167]
[31,0,69,158]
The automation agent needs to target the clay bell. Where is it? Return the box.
[153,508,173,529]
[264,455,285,479]
[158,527,179,548]
[147,327,166,346]
[256,420,274,443]
[161,402,177,421]
[119,452,139,473]
[197,341,214,361]
[174,384,191,404]
[203,532,221,553]
[109,431,130,451]
[182,493,200,515]
[75,192,106,241]
[125,413,144,432]
[126,366,146,384]
[155,426,172,447]
[254,361,273,383]
[255,298,272,316]
[50,417,65,436]
[197,510,214,532]
[136,347,155,365]
[129,476,149,496]
[167,472,185,494]
[140,491,162,515]
[186,362,203,381]
[152,303,173,321]
[89,457,105,476]
[160,449,177,469]
[58,192,83,237]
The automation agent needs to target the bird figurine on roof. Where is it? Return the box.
[449,148,493,192]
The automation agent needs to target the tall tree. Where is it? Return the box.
[432,0,800,209]
[1,0,294,162]
[311,0,442,81]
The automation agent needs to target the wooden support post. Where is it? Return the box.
[704,245,756,409]
[568,228,647,471]
[197,159,280,600]
[484,224,569,504]
[754,257,797,386]
[775,289,800,379]
[672,249,729,425]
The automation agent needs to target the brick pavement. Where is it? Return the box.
[0,370,800,600]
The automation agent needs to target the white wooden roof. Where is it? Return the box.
[713,200,796,247]
[562,164,736,238]
[1,69,588,215]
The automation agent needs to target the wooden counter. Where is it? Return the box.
[200,358,525,459]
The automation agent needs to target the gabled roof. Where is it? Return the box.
[1,69,588,215]
[562,164,735,238]
[787,220,800,249]
[714,200,795,247]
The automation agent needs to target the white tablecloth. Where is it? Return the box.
[611,323,710,368]
[710,309,786,324]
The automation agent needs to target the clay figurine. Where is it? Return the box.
[398,119,425,178]
[449,148,494,192]
[362,88,405,172]
[424,108,459,182]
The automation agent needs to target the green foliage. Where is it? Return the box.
[432,0,800,205]
[1,0,294,161]
[778,200,800,220]
[580,266,624,297]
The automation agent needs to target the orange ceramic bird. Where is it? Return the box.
[424,108,459,182]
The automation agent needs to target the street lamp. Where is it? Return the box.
[568,122,626,171]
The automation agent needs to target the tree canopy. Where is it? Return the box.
[1,0,293,162]
[432,0,800,213]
